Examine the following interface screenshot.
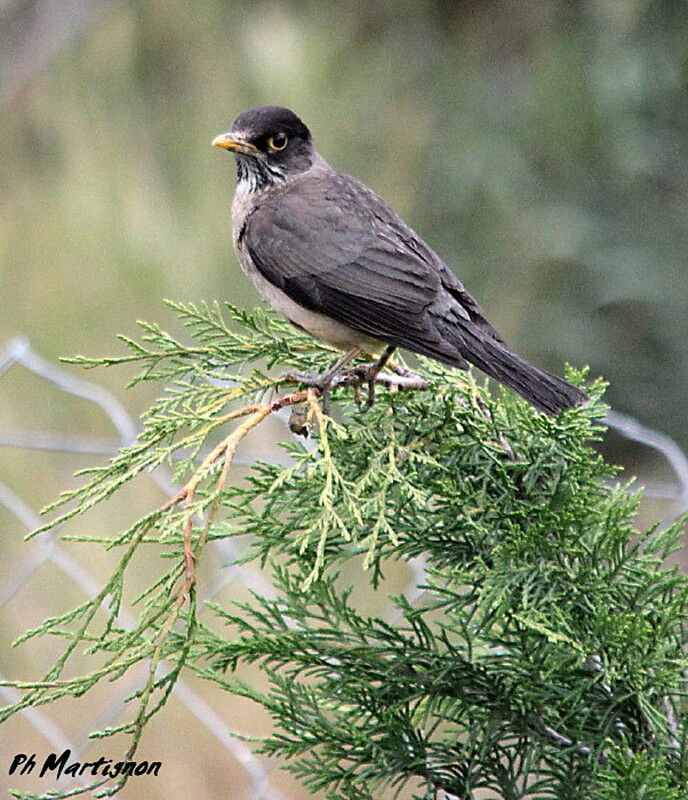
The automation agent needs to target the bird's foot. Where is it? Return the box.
[280,369,335,414]
[280,346,427,416]
[280,366,376,414]
[354,344,396,412]
[340,364,380,413]
[279,348,361,415]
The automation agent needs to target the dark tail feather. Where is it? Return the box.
[454,332,587,415]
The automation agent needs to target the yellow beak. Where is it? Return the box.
[211,133,258,154]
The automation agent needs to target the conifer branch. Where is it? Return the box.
[1,301,686,800]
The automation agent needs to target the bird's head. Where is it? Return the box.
[212,105,314,188]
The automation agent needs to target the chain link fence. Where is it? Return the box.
[0,336,295,799]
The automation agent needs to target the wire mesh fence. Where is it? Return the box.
[0,336,294,799]
[1,335,686,798]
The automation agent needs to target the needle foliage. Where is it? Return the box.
[3,302,687,800]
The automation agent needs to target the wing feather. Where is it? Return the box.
[243,171,497,361]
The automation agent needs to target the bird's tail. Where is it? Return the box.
[454,331,587,415]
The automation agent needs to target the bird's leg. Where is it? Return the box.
[316,348,360,414]
[281,345,399,414]
[359,345,396,412]
[281,348,360,415]
[318,348,360,386]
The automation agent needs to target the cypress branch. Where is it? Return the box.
[2,301,687,799]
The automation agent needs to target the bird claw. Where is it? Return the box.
[340,366,377,413]
[363,378,376,412]
[280,344,396,415]
[279,369,334,414]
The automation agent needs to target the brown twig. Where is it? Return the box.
[161,389,313,596]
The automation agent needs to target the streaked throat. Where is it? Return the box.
[236,155,286,193]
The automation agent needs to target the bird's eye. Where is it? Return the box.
[268,133,288,151]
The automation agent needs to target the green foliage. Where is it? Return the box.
[590,745,686,800]
[2,302,687,799]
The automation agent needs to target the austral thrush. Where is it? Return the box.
[213,105,587,414]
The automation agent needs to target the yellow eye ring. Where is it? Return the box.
[268,133,288,151]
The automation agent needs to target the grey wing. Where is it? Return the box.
[243,174,501,362]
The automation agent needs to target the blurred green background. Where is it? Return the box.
[3,0,688,439]
[1,1,687,798]
[0,0,688,444]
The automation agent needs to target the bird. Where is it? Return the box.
[212,105,587,415]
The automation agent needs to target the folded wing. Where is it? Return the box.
[243,172,501,365]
